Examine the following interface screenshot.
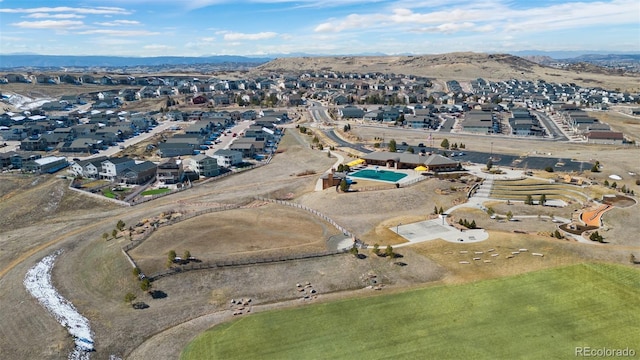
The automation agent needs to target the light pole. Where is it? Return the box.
[490,142,493,161]
[397,223,401,234]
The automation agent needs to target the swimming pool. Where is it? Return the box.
[349,169,408,183]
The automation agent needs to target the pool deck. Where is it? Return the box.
[348,166,426,185]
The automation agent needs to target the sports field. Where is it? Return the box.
[181,263,640,360]
[349,169,407,183]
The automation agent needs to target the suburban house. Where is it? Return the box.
[157,158,184,184]
[186,154,220,177]
[212,149,243,167]
[584,131,625,145]
[462,110,496,134]
[99,157,136,181]
[229,142,255,158]
[157,141,196,158]
[69,156,108,178]
[339,106,365,119]
[120,161,158,185]
[362,151,460,172]
[20,136,48,151]
[22,156,69,174]
[0,152,40,169]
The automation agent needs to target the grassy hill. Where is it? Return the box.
[257,52,639,92]
[182,263,640,360]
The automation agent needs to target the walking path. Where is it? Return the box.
[388,163,592,245]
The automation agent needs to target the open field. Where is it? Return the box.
[130,204,341,275]
[181,263,640,360]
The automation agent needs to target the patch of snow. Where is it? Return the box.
[24,251,94,358]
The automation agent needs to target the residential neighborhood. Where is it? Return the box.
[0,69,637,205]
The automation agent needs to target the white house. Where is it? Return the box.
[99,157,135,181]
[212,149,242,168]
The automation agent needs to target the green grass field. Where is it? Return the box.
[141,188,171,196]
[181,263,640,360]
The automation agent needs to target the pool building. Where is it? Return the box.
[362,151,461,172]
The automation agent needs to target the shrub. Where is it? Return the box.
[349,246,359,256]
[124,292,137,303]
[544,166,554,173]
[385,245,394,258]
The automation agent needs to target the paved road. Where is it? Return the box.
[532,110,568,141]
[324,130,372,154]
[207,120,254,154]
[307,101,372,154]
[80,120,178,161]
[439,117,455,132]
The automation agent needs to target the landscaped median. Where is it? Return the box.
[181,263,640,360]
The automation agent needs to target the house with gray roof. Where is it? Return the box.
[120,161,157,184]
[157,142,196,158]
[99,157,135,181]
[362,151,460,172]
[339,106,365,119]
[186,154,220,177]
[212,149,243,167]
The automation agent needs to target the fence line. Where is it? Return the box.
[121,248,138,269]
[123,177,156,202]
[399,175,429,187]
[149,249,347,280]
[122,203,244,252]
[67,183,130,206]
[255,196,353,238]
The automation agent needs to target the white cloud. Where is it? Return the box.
[11,20,84,30]
[143,44,174,50]
[24,13,85,19]
[94,20,141,26]
[414,22,476,34]
[0,6,131,15]
[222,31,278,41]
[313,0,639,35]
[77,29,159,36]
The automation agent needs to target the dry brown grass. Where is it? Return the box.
[409,231,634,284]
[129,204,340,274]
[257,53,640,92]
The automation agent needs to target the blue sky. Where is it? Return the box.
[0,0,638,56]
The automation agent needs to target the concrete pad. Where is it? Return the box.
[390,218,489,247]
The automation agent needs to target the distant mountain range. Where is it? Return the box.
[0,55,273,69]
[1,51,639,69]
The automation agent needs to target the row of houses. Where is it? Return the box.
[69,153,225,185]
[0,152,69,173]
[559,107,625,144]
[157,112,286,159]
